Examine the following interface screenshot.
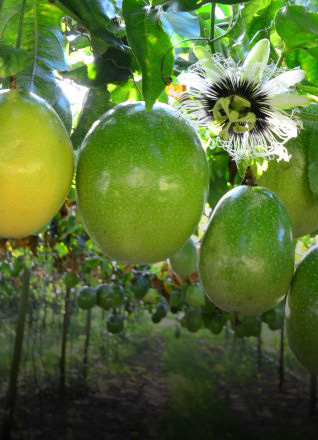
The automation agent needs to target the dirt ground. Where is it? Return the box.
[1,333,318,440]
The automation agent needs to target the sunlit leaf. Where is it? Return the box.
[275,5,318,49]
[122,0,174,111]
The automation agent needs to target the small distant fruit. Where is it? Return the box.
[107,314,124,334]
[77,286,96,310]
[169,237,198,277]
[185,284,206,307]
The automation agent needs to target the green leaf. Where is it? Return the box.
[247,0,282,43]
[161,12,200,38]
[62,46,131,87]
[0,0,68,72]
[122,0,174,111]
[0,41,27,77]
[154,0,250,9]
[0,0,72,131]
[298,84,318,98]
[110,78,143,104]
[56,0,123,49]
[275,6,318,49]
[285,49,318,87]
[242,0,271,23]
[71,87,114,149]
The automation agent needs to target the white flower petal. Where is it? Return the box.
[269,93,311,109]
[265,70,305,94]
[242,39,270,81]
[177,72,208,92]
[193,46,225,79]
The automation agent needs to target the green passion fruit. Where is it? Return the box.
[258,104,318,238]
[76,102,209,264]
[286,245,318,374]
[107,314,124,334]
[77,286,96,310]
[169,237,198,277]
[185,284,206,307]
[0,89,74,238]
[199,185,295,315]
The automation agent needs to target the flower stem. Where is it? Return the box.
[209,2,216,54]
[276,51,285,68]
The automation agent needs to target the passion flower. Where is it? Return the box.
[178,39,310,162]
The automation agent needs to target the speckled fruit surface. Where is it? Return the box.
[258,104,318,238]
[76,101,209,264]
[0,89,74,238]
[286,245,318,373]
[199,185,295,315]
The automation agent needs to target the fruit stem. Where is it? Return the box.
[241,166,257,187]
[9,76,17,89]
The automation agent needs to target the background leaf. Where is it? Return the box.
[275,5,318,49]
[56,0,123,49]
[161,11,200,38]
[286,49,318,87]
[71,87,114,149]
[0,41,27,77]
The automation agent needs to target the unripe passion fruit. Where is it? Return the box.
[286,245,318,374]
[199,186,295,315]
[76,102,209,264]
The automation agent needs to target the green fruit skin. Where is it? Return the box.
[77,287,96,310]
[131,276,151,299]
[170,290,183,308]
[107,314,124,334]
[185,307,202,333]
[258,104,318,238]
[199,186,295,315]
[143,288,161,305]
[169,238,198,277]
[286,245,318,374]
[96,284,113,310]
[185,285,206,307]
[76,102,209,264]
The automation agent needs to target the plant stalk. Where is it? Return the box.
[83,308,92,379]
[278,325,284,392]
[257,335,262,369]
[2,267,31,440]
[310,374,317,417]
[16,0,27,50]
[209,2,216,54]
[59,287,71,398]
